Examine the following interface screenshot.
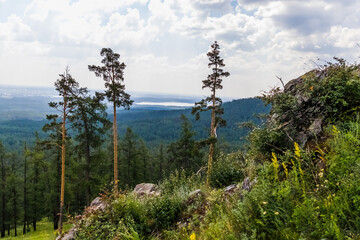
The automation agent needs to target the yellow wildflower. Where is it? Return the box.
[275,212,279,215]
[271,152,279,169]
[190,232,196,240]
[263,211,267,215]
[262,201,268,205]
[299,166,304,175]
[332,125,340,135]
[294,142,301,158]
[282,162,288,177]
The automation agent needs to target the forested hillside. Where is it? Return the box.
[67,58,360,239]
[0,96,269,238]
[0,98,269,151]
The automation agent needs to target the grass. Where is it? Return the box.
[3,220,72,240]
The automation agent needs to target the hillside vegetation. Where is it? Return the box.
[70,58,360,239]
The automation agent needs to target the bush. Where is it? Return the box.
[151,196,183,230]
[210,151,245,188]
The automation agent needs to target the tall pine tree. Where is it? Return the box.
[48,67,86,235]
[89,48,133,192]
[192,41,230,187]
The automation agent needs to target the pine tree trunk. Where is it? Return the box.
[23,144,27,235]
[33,164,38,232]
[58,101,67,235]
[83,116,91,205]
[206,88,217,188]
[113,102,118,192]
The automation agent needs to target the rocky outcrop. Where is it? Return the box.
[56,197,108,240]
[269,70,328,147]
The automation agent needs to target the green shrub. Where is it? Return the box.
[151,195,183,230]
[210,151,245,188]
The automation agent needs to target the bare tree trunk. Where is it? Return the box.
[58,101,67,236]
[206,87,217,188]
[113,102,118,192]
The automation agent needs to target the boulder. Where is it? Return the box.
[224,184,238,195]
[133,183,160,197]
[88,197,106,212]
[187,189,205,204]
[56,228,77,240]
[309,118,323,135]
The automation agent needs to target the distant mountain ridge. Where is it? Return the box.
[0,95,270,151]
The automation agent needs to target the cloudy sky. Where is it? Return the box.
[0,0,360,98]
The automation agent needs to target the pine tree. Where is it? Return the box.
[42,114,62,230]
[119,128,138,188]
[167,115,204,174]
[192,41,230,187]
[137,139,151,182]
[70,91,110,205]
[23,142,30,235]
[157,144,165,180]
[7,153,20,237]
[27,134,46,232]
[48,67,85,235]
[89,48,133,192]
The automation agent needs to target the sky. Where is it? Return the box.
[0,0,360,99]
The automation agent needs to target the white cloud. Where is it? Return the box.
[1,0,360,98]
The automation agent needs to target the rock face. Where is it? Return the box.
[133,183,160,197]
[269,70,328,147]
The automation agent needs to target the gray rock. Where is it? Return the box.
[133,183,159,197]
[241,177,251,192]
[309,118,323,135]
[296,131,308,148]
[224,184,238,194]
[56,228,77,240]
[189,189,203,198]
[88,197,106,212]
[241,177,257,192]
[187,189,205,204]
